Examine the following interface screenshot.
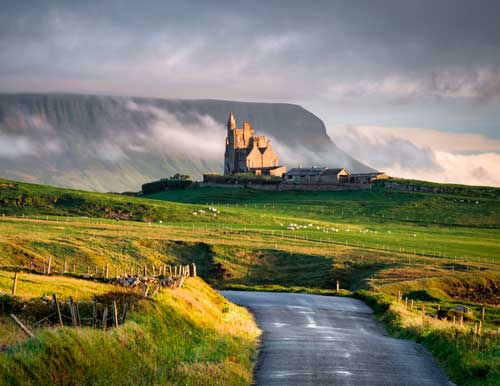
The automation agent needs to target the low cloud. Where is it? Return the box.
[126,102,225,161]
[0,134,36,158]
[330,126,500,187]
[325,67,500,102]
[0,111,61,159]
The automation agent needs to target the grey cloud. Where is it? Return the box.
[330,126,500,186]
[325,68,500,102]
[0,135,36,158]
[331,126,439,171]
[1,1,499,94]
[0,108,61,158]
[1,0,500,138]
[0,134,61,159]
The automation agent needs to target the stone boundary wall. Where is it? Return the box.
[279,183,371,191]
[201,182,371,191]
[201,182,245,189]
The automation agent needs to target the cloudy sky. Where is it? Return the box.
[1,0,500,185]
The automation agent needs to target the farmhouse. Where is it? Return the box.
[283,167,350,184]
[224,113,286,177]
[349,172,388,184]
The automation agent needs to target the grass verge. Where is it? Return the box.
[0,277,260,386]
[356,290,500,386]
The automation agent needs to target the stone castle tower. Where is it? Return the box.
[224,112,286,176]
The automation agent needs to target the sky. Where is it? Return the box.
[1,0,500,185]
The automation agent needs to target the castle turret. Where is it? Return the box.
[227,112,236,130]
[223,112,286,176]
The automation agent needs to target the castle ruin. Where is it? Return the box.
[224,112,286,176]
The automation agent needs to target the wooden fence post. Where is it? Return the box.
[53,294,64,327]
[64,261,68,274]
[142,285,149,298]
[112,301,119,328]
[105,263,109,279]
[190,263,197,277]
[121,302,128,324]
[405,297,408,308]
[68,297,77,326]
[75,302,81,326]
[47,257,52,275]
[152,265,156,276]
[102,307,108,331]
[12,271,18,296]
[10,314,34,338]
[336,280,340,292]
[92,301,97,328]
[143,265,147,277]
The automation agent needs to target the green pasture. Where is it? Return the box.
[1,177,500,386]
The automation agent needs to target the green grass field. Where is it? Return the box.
[1,177,499,385]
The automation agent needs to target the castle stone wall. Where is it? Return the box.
[224,113,285,176]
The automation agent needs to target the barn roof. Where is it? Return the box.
[285,167,327,176]
[321,168,350,176]
[350,172,385,177]
[285,167,351,177]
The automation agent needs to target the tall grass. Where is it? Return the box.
[357,290,500,386]
[0,278,260,386]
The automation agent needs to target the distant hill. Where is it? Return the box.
[0,93,373,192]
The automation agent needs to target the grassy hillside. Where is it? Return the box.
[1,177,499,385]
[2,177,500,265]
[0,275,260,386]
[147,182,500,227]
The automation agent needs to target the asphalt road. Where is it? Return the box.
[221,291,454,386]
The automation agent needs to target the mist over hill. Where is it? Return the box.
[0,93,372,192]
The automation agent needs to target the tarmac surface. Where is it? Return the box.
[221,291,454,386]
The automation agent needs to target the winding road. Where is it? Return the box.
[221,291,454,386]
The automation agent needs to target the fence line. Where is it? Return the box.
[1,214,498,267]
[1,262,198,348]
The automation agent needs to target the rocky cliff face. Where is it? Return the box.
[0,93,372,192]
